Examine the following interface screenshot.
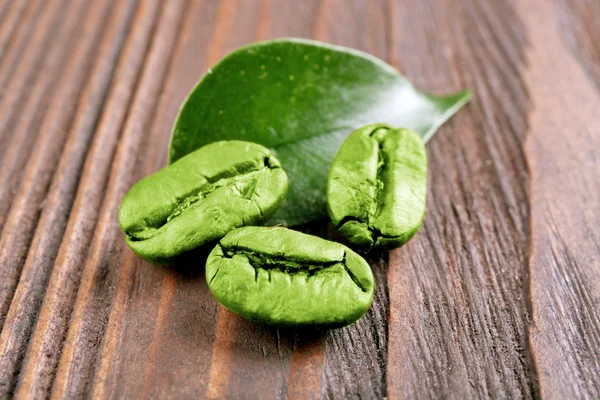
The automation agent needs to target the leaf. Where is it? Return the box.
[169,38,472,226]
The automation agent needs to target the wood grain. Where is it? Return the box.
[0,0,69,226]
[0,0,43,95]
[0,0,125,392]
[13,0,159,397]
[386,0,537,398]
[522,0,600,397]
[0,0,598,398]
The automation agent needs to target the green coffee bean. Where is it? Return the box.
[206,226,374,327]
[118,141,288,264]
[327,124,427,252]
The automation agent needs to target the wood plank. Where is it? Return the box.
[520,0,600,397]
[386,0,538,398]
[13,1,162,397]
[205,1,300,398]
[314,2,390,398]
[0,0,68,234]
[89,1,221,398]
[0,0,128,395]
[557,0,600,90]
[0,0,598,398]
[0,0,41,82]
[0,0,88,325]
[0,0,12,28]
[205,1,392,398]
[48,1,187,397]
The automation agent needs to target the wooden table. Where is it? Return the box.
[0,0,599,398]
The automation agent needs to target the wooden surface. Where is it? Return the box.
[0,0,599,398]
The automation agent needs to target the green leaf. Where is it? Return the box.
[169,38,472,226]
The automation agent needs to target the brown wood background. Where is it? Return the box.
[0,0,599,398]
